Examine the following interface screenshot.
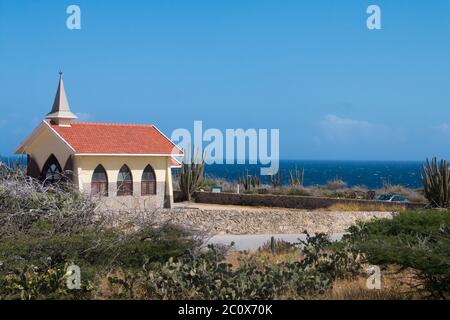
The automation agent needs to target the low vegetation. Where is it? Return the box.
[213,180,425,204]
[421,157,450,208]
[0,165,199,300]
[176,151,205,201]
[182,167,426,204]
[1,163,448,300]
[105,234,362,300]
[326,202,406,212]
[258,237,295,255]
[344,209,450,299]
[288,167,305,188]
[0,164,364,300]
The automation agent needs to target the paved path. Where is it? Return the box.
[206,233,345,251]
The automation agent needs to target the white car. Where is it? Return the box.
[375,194,409,203]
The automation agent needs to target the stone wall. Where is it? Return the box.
[106,206,394,235]
[93,181,167,210]
[97,194,164,211]
[186,191,425,210]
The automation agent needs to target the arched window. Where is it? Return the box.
[91,165,108,196]
[41,154,62,183]
[117,165,133,196]
[63,156,74,182]
[27,156,40,179]
[141,165,156,195]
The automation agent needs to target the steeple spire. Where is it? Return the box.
[46,72,77,126]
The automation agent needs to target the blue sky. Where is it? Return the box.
[1,0,450,160]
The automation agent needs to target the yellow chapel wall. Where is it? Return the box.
[74,155,171,209]
[22,126,72,172]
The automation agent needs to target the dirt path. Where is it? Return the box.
[206,233,345,251]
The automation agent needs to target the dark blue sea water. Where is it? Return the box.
[204,160,423,189]
[1,156,423,189]
[0,155,27,167]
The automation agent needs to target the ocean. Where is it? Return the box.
[204,160,423,189]
[1,156,424,189]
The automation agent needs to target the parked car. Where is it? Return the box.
[375,194,410,203]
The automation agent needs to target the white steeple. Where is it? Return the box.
[46,72,77,126]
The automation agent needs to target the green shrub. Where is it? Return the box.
[178,151,205,201]
[0,223,198,278]
[0,168,202,300]
[110,224,200,269]
[421,158,450,207]
[0,264,91,300]
[345,209,450,299]
[109,234,362,300]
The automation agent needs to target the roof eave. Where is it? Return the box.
[14,122,46,154]
[46,111,78,119]
[151,125,184,155]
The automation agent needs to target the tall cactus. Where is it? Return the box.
[251,173,260,189]
[289,166,305,188]
[421,157,450,208]
[179,149,205,201]
[270,171,281,189]
[240,170,251,191]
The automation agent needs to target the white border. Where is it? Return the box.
[75,153,182,157]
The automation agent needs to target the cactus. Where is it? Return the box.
[270,236,275,255]
[289,166,304,188]
[251,174,260,189]
[240,170,251,191]
[179,149,205,201]
[270,171,281,189]
[421,157,450,208]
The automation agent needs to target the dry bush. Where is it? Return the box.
[378,184,426,203]
[174,174,238,193]
[317,266,421,300]
[269,186,311,196]
[188,175,426,205]
[226,248,422,300]
[326,178,347,190]
[203,176,237,193]
[326,202,405,212]
[0,161,202,263]
[0,164,103,236]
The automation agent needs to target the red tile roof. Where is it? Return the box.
[170,157,182,168]
[48,121,183,155]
